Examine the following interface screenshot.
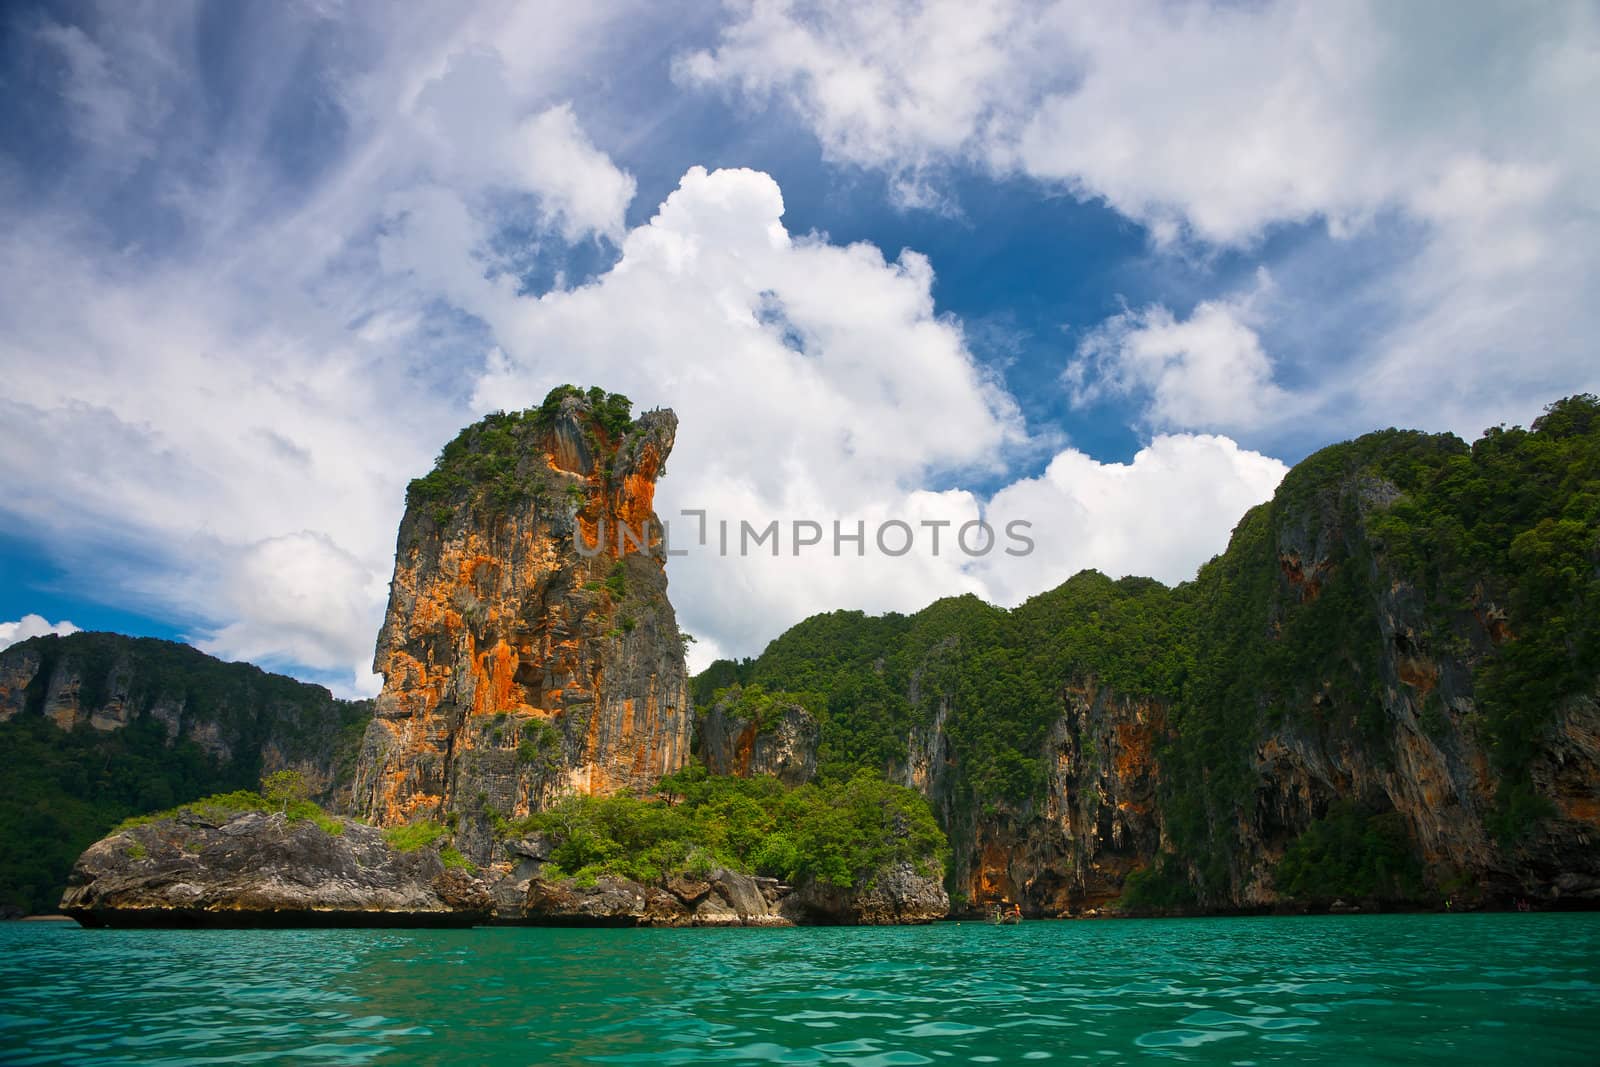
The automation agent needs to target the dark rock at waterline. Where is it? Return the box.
[60,811,491,928]
[506,867,792,927]
[61,809,951,928]
[780,861,950,925]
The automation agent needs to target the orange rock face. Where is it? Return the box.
[351,396,691,863]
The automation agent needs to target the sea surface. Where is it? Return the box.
[2,913,1597,1065]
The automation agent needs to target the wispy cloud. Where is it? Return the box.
[683,0,1600,442]
[6,0,1587,694]
[1068,269,1295,434]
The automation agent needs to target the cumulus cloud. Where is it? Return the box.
[471,165,1284,663]
[978,436,1288,606]
[0,614,81,651]
[1068,270,1292,433]
[682,0,1600,442]
[0,2,1318,689]
[518,104,637,241]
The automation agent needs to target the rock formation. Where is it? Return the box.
[351,389,691,866]
[0,632,373,915]
[697,686,818,786]
[695,400,1600,916]
[500,830,791,927]
[48,389,951,927]
[51,393,1597,924]
[0,633,371,804]
[924,685,1167,916]
[60,810,490,927]
[780,861,950,924]
[492,830,943,926]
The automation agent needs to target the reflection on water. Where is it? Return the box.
[2,914,1597,1064]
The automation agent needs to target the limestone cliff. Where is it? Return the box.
[697,686,819,787]
[1203,460,1600,911]
[352,388,691,865]
[694,397,1600,916]
[0,633,370,801]
[924,685,1167,916]
[0,632,373,914]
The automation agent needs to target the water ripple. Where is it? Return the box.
[2,914,1598,1064]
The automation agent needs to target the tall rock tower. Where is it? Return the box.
[352,386,691,862]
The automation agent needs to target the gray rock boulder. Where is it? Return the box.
[782,861,949,925]
[506,866,792,926]
[61,811,491,927]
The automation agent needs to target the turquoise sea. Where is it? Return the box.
[2,914,1597,1065]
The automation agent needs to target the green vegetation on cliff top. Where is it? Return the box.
[405,385,637,521]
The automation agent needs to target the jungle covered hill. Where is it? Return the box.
[0,633,371,915]
[693,395,1600,913]
[5,395,1597,917]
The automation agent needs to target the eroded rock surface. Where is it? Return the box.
[698,689,818,787]
[60,812,491,927]
[353,393,691,866]
[0,632,371,808]
[781,862,949,925]
[513,868,791,927]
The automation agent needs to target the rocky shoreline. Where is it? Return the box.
[59,811,948,929]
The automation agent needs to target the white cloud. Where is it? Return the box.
[0,614,81,651]
[35,20,160,159]
[518,104,637,242]
[682,0,1600,442]
[0,3,1323,689]
[978,435,1289,606]
[676,0,1030,194]
[470,165,1284,664]
[1068,270,1292,433]
[408,49,637,243]
[683,1,1598,245]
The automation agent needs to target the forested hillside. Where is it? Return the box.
[694,395,1600,913]
[0,633,371,913]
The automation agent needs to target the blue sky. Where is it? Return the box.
[2,1,1596,694]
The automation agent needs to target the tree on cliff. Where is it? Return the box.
[261,770,310,813]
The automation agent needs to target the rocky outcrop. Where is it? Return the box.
[496,859,942,927]
[477,807,946,926]
[927,468,1600,915]
[352,392,691,866]
[697,688,818,786]
[0,644,42,724]
[704,410,1600,917]
[929,685,1167,917]
[60,811,491,928]
[0,632,372,808]
[1214,469,1600,910]
[780,862,949,925]
[58,807,946,928]
[513,868,792,927]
